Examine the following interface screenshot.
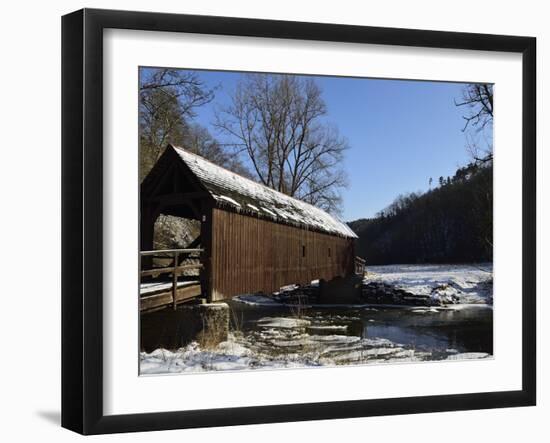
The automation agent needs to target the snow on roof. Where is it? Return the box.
[171,145,357,238]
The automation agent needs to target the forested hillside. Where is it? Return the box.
[348,161,493,265]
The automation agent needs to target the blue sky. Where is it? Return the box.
[146,69,473,221]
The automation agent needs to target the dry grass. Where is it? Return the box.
[229,304,245,335]
[197,310,229,350]
[289,293,307,319]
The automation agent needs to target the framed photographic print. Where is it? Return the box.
[61,8,536,435]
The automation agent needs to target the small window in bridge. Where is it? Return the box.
[328,247,331,258]
[302,245,306,258]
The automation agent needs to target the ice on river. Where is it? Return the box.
[365,263,493,304]
[256,317,311,328]
[140,309,491,374]
[140,264,493,374]
[140,332,490,374]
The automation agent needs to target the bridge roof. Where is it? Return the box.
[170,145,357,239]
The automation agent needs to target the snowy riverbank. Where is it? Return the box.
[232,263,493,308]
[140,264,493,375]
[140,330,490,374]
[365,263,493,304]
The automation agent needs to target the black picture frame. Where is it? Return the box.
[62,8,536,435]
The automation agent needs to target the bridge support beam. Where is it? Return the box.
[140,203,158,270]
[200,203,214,302]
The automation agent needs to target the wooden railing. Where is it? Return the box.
[140,249,204,310]
[354,256,366,276]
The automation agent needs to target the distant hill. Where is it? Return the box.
[348,162,493,265]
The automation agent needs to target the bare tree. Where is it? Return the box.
[180,123,252,178]
[455,83,494,164]
[139,68,216,180]
[140,68,216,118]
[455,83,493,131]
[455,83,494,257]
[215,74,348,214]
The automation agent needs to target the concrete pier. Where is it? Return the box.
[318,275,363,304]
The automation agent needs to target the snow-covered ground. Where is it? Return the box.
[366,263,493,304]
[140,328,490,374]
[140,280,199,295]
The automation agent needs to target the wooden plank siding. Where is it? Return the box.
[210,208,355,301]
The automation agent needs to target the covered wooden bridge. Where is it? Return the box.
[140,144,360,310]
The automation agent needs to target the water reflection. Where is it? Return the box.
[230,302,493,362]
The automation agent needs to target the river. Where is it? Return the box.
[140,263,493,374]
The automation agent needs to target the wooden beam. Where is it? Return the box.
[201,202,214,302]
[185,198,202,219]
[149,194,207,219]
[140,284,202,312]
[187,236,202,249]
[140,204,157,270]
[141,248,203,256]
[140,263,203,277]
[175,237,202,266]
[172,252,179,310]
[148,162,177,198]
